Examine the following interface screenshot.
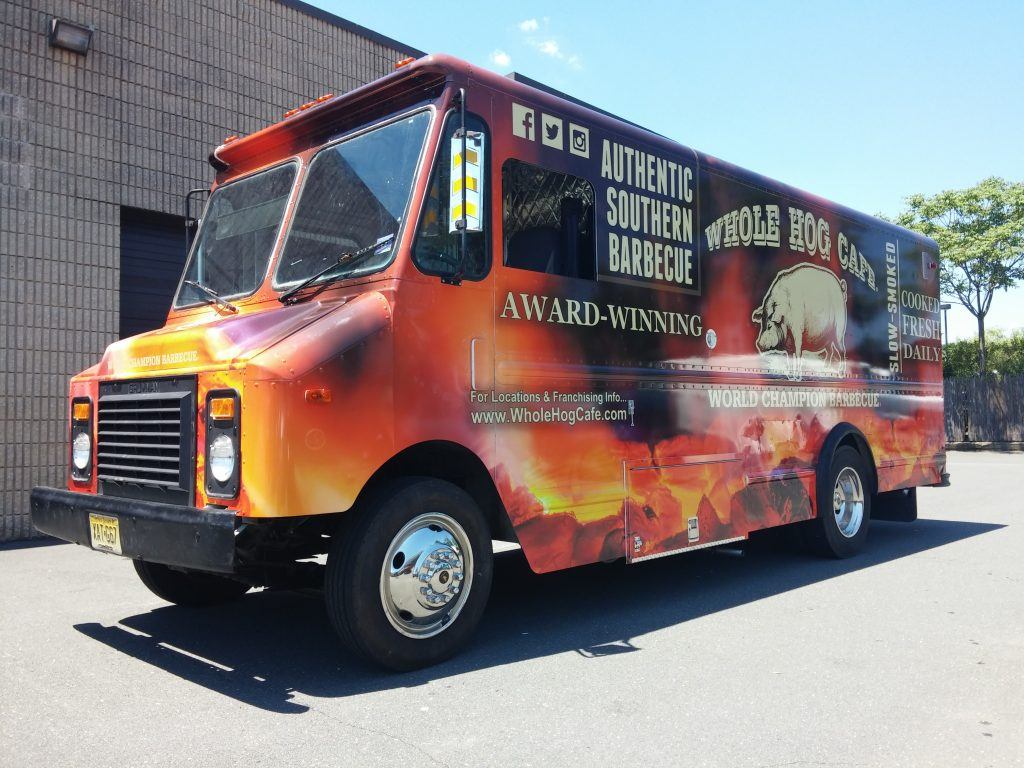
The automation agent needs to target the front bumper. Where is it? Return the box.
[31,487,237,573]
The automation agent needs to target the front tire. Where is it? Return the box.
[133,560,250,606]
[325,479,493,671]
[807,445,872,558]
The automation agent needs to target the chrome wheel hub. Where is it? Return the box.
[833,467,865,538]
[380,513,473,638]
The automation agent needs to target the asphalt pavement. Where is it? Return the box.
[1,451,1021,767]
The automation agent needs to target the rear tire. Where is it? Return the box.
[806,445,872,558]
[133,560,250,606]
[325,478,493,671]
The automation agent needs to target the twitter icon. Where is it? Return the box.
[541,114,563,151]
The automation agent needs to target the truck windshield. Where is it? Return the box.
[275,110,430,287]
[175,162,297,307]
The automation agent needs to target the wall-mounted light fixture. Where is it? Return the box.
[49,18,94,55]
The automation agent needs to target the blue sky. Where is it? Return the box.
[321,0,1024,341]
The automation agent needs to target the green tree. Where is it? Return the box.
[896,177,1024,373]
[943,337,980,378]
[943,329,1024,378]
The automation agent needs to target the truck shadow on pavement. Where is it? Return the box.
[74,517,1002,713]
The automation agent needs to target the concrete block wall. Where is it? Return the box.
[0,0,419,540]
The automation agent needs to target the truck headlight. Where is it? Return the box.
[70,397,92,481]
[72,431,91,470]
[208,435,235,483]
[205,390,240,498]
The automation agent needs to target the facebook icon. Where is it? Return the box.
[512,103,535,141]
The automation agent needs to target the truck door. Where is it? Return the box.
[489,104,629,573]
[395,93,495,468]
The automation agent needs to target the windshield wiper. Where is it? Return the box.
[278,233,396,305]
[183,280,238,313]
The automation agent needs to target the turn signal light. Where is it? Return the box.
[72,401,90,421]
[304,388,332,404]
[209,396,236,421]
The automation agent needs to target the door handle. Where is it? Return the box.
[471,338,479,391]
[470,337,491,391]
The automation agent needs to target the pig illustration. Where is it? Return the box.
[751,264,848,380]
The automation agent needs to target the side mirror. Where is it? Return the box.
[449,130,485,234]
[184,187,210,250]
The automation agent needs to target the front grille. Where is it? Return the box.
[97,376,196,506]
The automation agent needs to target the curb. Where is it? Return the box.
[947,441,1024,453]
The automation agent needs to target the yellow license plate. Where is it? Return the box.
[88,513,122,555]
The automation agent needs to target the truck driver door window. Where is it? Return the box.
[502,159,595,280]
[412,112,490,281]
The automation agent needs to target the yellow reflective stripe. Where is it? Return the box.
[451,176,478,193]
[451,202,478,220]
[452,148,479,167]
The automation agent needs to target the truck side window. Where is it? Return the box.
[412,112,489,280]
[502,159,595,280]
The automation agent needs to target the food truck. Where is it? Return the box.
[32,54,947,670]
